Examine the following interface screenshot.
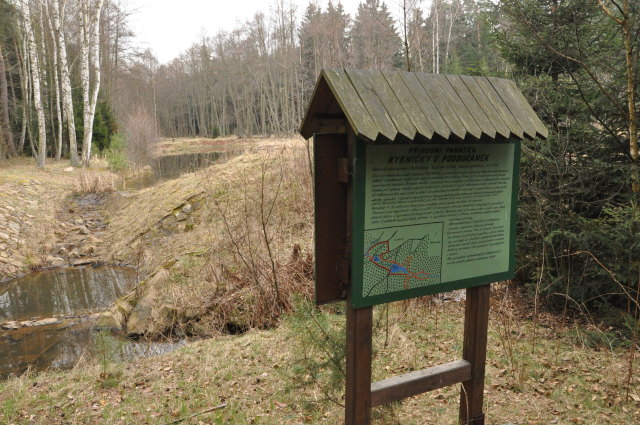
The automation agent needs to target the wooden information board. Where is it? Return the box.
[301,68,547,425]
[351,140,520,307]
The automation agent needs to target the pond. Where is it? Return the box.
[124,151,236,189]
[0,266,184,379]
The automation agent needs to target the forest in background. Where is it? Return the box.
[0,0,638,336]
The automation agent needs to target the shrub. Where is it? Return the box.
[125,106,157,167]
[283,297,346,410]
[104,133,128,171]
[73,169,120,194]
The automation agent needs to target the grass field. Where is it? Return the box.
[1,289,639,425]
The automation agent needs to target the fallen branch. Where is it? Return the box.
[162,403,227,425]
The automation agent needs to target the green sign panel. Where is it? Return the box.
[351,140,520,308]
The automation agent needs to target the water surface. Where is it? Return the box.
[0,266,135,321]
[0,266,183,379]
[125,151,234,189]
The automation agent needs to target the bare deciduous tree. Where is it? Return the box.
[125,105,156,167]
[80,0,105,166]
[18,0,46,167]
[50,0,79,165]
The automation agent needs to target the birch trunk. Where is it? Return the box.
[50,0,79,166]
[80,0,105,167]
[20,0,47,167]
[80,0,90,164]
[14,38,27,153]
[445,1,461,72]
[46,1,63,159]
[431,1,436,73]
[435,0,440,74]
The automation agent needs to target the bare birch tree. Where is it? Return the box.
[45,0,62,159]
[49,0,79,165]
[18,0,46,167]
[444,0,462,71]
[432,0,440,73]
[80,0,104,166]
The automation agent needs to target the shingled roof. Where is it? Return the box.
[300,68,548,142]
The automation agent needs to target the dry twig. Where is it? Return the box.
[161,403,227,425]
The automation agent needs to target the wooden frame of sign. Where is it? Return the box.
[314,128,521,424]
[305,68,547,425]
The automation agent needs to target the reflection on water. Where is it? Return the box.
[0,266,184,379]
[0,266,135,321]
[0,320,185,379]
[126,151,233,189]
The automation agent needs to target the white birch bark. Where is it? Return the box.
[46,1,62,159]
[50,0,79,165]
[80,0,105,166]
[431,1,436,73]
[435,0,440,74]
[20,0,47,167]
[444,1,461,72]
[14,38,28,153]
[23,33,34,155]
[80,0,90,164]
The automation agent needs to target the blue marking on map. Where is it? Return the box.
[390,264,407,274]
[373,256,380,262]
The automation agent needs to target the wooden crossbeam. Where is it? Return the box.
[317,119,347,134]
[370,359,472,407]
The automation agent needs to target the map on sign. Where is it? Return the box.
[362,223,442,297]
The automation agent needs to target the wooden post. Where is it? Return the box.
[459,284,491,425]
[345,302,373,424]
[344,127,373,424]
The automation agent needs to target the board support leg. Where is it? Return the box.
[345,302,373,425]
[459,284,490,425]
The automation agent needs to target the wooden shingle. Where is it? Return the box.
[300,68,547,142]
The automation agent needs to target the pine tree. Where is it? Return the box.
[350,0,401,69]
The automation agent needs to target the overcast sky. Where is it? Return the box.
[126,0,407,64]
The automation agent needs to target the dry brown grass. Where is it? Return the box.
[102,139,315,336]
[73,169,121,195]
[2,144,639,424]
[154,135,283,156]
[1,293,638,424]
[193,143,314,331]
